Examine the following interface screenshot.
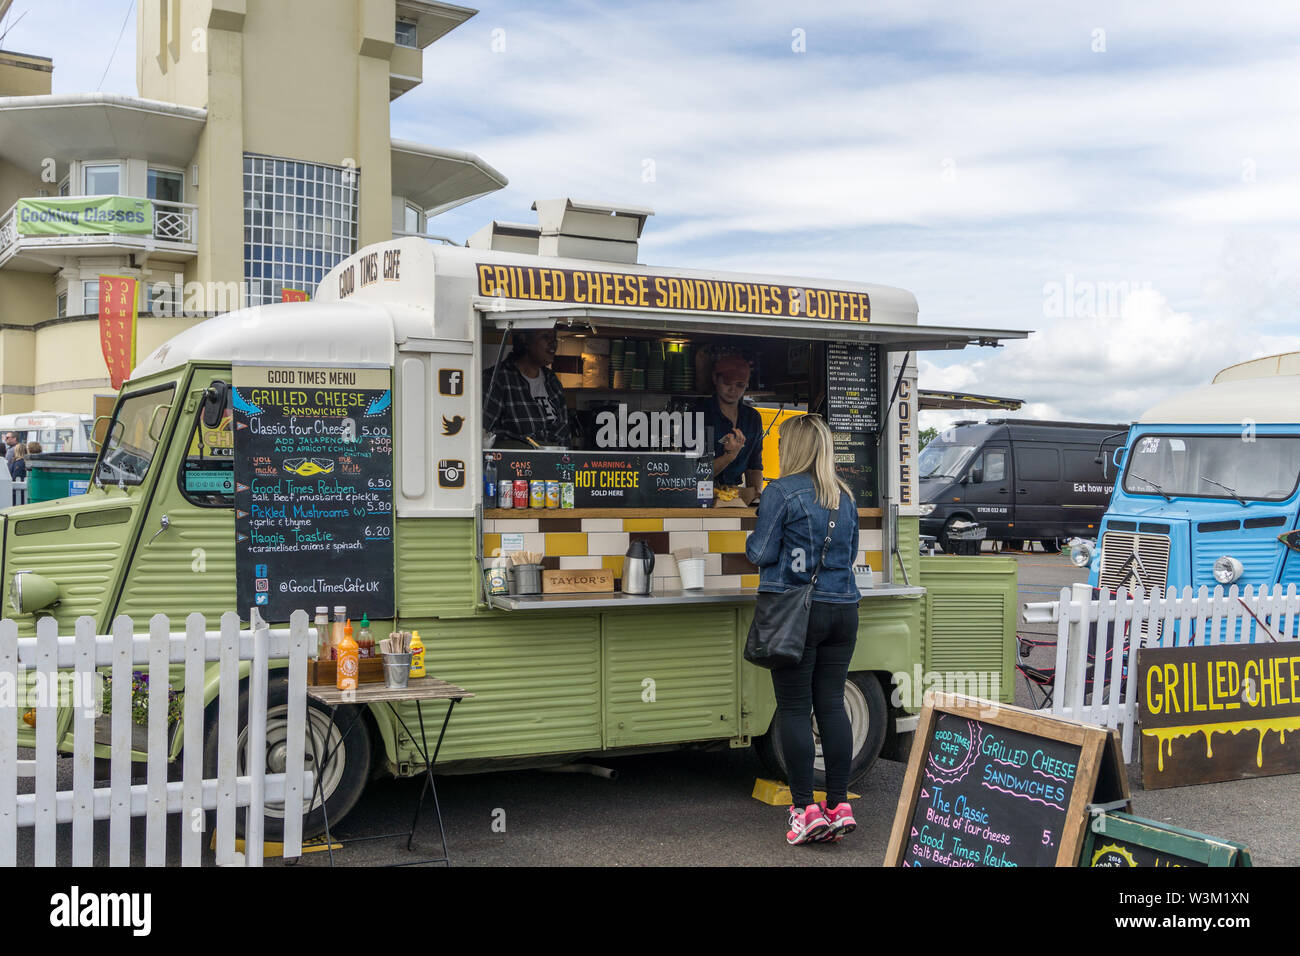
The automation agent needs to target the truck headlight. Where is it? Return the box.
[10,570,60,615]
[919,504,936,516]
[1069,539,1095,568]
[1212,555,1244,586]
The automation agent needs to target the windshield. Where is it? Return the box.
[1123,433,1300,502]
[918,442,978,479]
[94,386,176,486]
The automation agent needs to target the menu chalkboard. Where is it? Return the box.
[1081,812,1250,868]
[233,364,395,623]
[826,343,880,431]
[488,450,711,508]
[886,696,1128,867]
[832,431,878,507]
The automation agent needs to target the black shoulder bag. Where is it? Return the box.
[743,517,834,669]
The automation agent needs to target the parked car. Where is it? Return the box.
[919,419,1126,552]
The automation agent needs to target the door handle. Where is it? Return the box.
[148,514,170,545]
[997,487,1008,494]
[1017,488,1028,494]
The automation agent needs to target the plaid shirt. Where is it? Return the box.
[483,359,572,446]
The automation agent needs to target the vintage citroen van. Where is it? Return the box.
[4,233,1024,834]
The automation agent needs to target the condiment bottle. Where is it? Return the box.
[313,606,330,661]
[335,619,359,691]
[409,630,426,679]
[357,614,373,659]
[332,605,346,660]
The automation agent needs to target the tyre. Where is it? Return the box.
[1005,539,1024,552]
[754,672,888,792]
[202,674,372,840]
[938,516,969,554]
[1040,538,1061,554]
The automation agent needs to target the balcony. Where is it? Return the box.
[0,196,199,273]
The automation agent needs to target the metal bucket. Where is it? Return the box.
[512,564,543,595]
[383,652,412,688]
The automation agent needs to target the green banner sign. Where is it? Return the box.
[15,196,153,237]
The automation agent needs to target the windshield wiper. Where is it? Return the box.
[1128,472,1173,502]
[1200,474,1248,506]
[922,473,959,480]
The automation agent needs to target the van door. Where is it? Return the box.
[1011,443,1063,539]
[116,369,237,621]
[962,444,1013,536]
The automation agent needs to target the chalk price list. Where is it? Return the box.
[903,714,1081,868]
[233,365,396,621]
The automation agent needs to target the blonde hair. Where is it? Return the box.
[25,441,41,455]
[777,414,852,510]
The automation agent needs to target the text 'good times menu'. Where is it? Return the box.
[233,364,395,623]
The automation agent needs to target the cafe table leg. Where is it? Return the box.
[306,700,367,868]
[385,698,459,864]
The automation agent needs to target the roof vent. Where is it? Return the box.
[466,220,541,255]
[530,198,653,264]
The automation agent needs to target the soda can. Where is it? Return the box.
[529,479,546,509]
[560,482,575,509]
[545,480,560,509]
[497,480,514,509]
[513,479,528,509]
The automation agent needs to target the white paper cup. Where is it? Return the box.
[679,558,706,590]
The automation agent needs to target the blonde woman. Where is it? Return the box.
[10,442,29,481]
[745,414,860,845]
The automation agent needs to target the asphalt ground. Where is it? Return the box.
[16,546,1296,865]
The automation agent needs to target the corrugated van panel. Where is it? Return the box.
[5,538,126,637]
[388,612,601,762]
[919,556,1017,703]
[396,517,479,615]
[603,606,738,747]
[117,511,236,621]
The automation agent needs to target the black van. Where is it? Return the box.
[919,419,1126,552]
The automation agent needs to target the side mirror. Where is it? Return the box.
[970,467,983,485]
[202,381,229,429]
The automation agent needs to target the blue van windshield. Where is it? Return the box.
[1122,433,1300,502]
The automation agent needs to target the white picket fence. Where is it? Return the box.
[0,610,314,866]
[1022,583,1300,763]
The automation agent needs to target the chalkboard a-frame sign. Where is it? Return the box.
[885,695,1130,867]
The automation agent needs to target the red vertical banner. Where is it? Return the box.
[98,275,138,390]
[281,287,309,302]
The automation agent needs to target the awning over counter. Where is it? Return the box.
[477,304,1028,352]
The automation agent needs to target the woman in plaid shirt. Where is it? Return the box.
[483,329,573,448]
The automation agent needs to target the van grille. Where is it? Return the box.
[1099,531,1171,641]
[1098,531,1171,595]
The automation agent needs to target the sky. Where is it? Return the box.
[5,0,1300,428]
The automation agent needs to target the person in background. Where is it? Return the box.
[699,353,764,504]
[482,328,572,449]
[10,443,28,481]
[745,414,860,846]
[3,432,17,465]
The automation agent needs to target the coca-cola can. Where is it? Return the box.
[513,479,529,509]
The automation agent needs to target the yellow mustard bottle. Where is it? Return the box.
[409,630,426,678]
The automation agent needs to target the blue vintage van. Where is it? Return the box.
[1085,354,1300,596]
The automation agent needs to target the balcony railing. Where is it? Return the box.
[0,196,199,268]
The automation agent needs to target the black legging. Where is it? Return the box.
[770,601,859,808]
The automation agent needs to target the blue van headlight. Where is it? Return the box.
[1212,555,1244,586]
[1069,538,1095,568]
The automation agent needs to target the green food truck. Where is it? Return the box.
[3,222,1026,836]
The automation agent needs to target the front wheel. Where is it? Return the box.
[755,672,888,793]
[202,674,372,840]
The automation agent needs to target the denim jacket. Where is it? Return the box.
[745,473,860,603]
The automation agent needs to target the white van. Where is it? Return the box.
[0,411,94,454]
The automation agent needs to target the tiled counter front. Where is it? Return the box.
[482,511,885,591]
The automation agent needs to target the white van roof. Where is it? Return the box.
[1139,375,1300,425]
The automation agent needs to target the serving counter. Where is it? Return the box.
[488,583,925,611]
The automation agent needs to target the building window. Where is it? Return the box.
[148,168,184,204]
[404,203,421,233]
[83,164,121,196]
[56,292,67,318]
[147,280,180,317]
[83,280,100,315]
[242,154,360,307]
[395,19,418,47]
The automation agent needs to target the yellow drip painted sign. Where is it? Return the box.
[1139,642,1300,789]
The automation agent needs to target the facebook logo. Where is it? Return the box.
[255,564,267,578]
[438,369,463,396]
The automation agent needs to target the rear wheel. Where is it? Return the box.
[202,674,372,840]
[938,516,968,554]
[755,673,888,793]
[1005,539,1024,552]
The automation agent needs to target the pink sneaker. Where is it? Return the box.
[786,804,830,845]
[819,802,856,842]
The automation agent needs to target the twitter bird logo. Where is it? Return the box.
[442,415,465,436]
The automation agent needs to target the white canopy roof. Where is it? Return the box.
[1139,375,1300,425]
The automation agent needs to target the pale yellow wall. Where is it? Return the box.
[0,156,45,207]
[136,0,214,108]
[0,329,36,415]
[0,272,55,327]
[0,51,53,97]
